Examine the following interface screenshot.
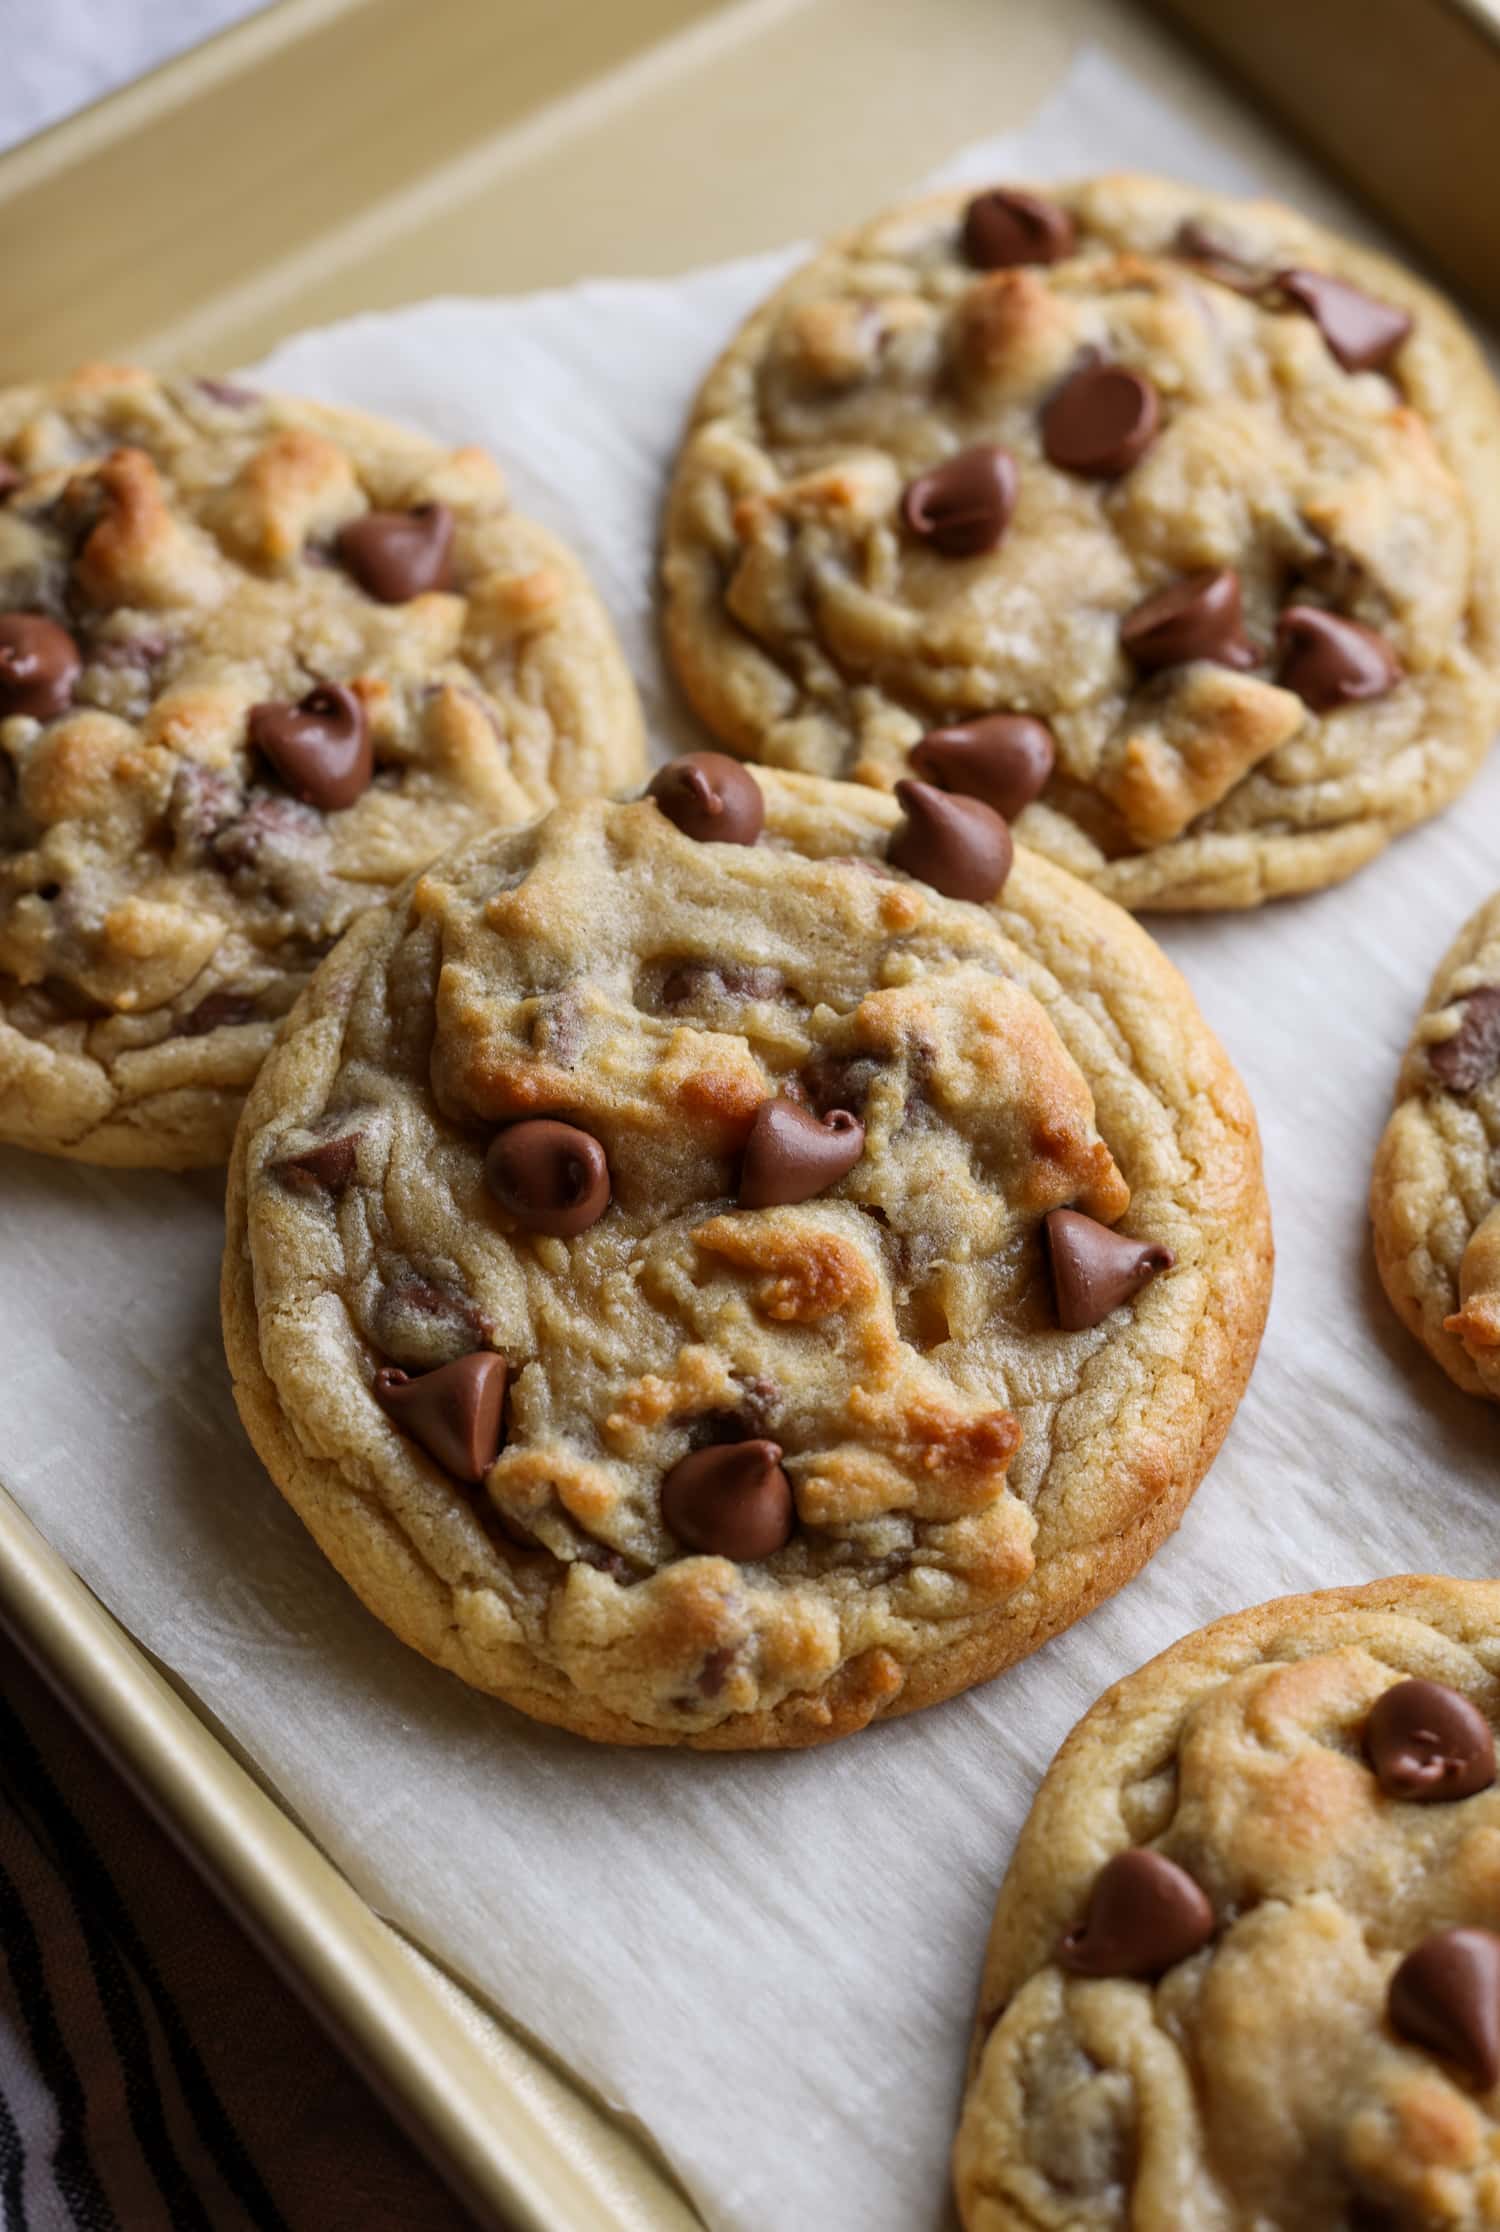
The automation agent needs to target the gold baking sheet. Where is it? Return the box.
[0,0,1489,2224]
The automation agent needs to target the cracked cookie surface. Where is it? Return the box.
[954,1577,1500,2232]
[0,365,644,1167]
[222,765,1270,1747]
[663,173,1500,911]
[1372,895,1500,1399]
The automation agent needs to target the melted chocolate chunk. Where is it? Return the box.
[661,1440,795,1561]
[1120,569,1257,672]
[1430,988,1500,1093]
[647,753,765,846]
[962,187,1076,269]
[0,614,82,720]
[738,1098,864,1208]
[1059,1850,1215,1978]
[485,1119,611,1237]
[1388,1929,1500,2088]
[888,780,1013,902]
[1275,606,1400,710]
[373,1352,508,1484]
[1045,1209,1173,1330]
[910,714,1055,820]
[337,504,454,603]
[1276,268,1412,374]
[901,446,1017,557]
[1364,1679,1496,1802]
[274,1133,362,1195]
[248,683,372,811]
[1042,362,1160,478]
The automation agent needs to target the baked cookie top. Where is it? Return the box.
[222,761,1270,1748]
[954,1577,1500,2232]
[1372,894,1500,1399]
[0,365,644,1167]
[663,173,1500,912]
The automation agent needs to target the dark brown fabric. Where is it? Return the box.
[0,1634,477,2231]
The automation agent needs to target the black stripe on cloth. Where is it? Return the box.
[0,2064,31,2232]
[0,1849,118,2232]
[0,1695,289,2232]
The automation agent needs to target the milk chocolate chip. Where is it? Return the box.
[739,1098,864,1208]
[1364,1679,1496,1802]
[910,714,1055,820]
[888,779,1012,901]
[373,1352,508,1484]
[901,446,1017,557]
[1431,988,1500,1093]
[1277,269,1413,374]
[661,1440,795,1561]
[274,1133,362,1195]
[1389,1929,1500,2088]
[1060,1850,1215,1978]
[1045,1208,1173,1331]
[647,753,764,845]
[1042,362,1160,478]
[962,187,1076,269]
[1276,606,1400,710]
[0,615,81,721]
[337,503,454,602]
[485,1119,611,1237]
[248,683,372,810]
[1120,569,1257,673]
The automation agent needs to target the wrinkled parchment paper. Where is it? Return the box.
[5,51,1498,2232]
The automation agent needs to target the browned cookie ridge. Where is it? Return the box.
[663,174,1500,912]
[223,766,1269,1748]
[0,366,643,1166]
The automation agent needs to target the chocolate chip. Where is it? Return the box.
[181,989,257,1037]
[739,1097,864,1208]
[485,1119,610,1237]
[373,1352,508,1484]
[337,503,454,603]
[1059,1850,1215,1978]
[1173,218,1265,294]
[901,445,1018,557]
[209,791,322,879]
[660,1440,795,1561]
[248,683,372,811]
[1388,1929,1500,2088]
[274,1133,362,1195]
[660,962,785,1008]
[1042,362,1160,478]
[1275,606,1400,710]
[0,615,81,721]
[1430,988,1500,1093]
[888,779,1013,902]
[1364,1679,1496,1802]
[1276,268,1412,374]
[1120,568,1258,674]
[910,713,1055,820]
[647,752,764,845]
[0,462,22,502]
[1045,1208,1173,1331]
[961,187,1076,269]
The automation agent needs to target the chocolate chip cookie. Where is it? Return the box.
[0,365,644,1167]
[1371,893,1500,1399]
[954,1577,1500,2231]
[222,760,1270,1747]
[663,174,1500,911]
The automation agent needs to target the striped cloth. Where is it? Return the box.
[0,1636,475,2231]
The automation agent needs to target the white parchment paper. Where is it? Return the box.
[5,51,1498,2232]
